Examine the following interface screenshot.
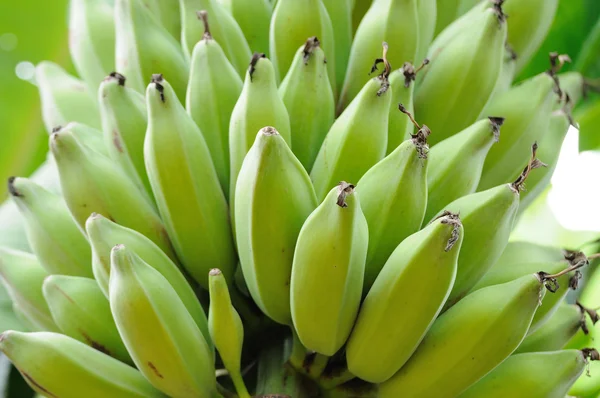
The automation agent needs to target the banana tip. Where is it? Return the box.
[7,177,21,198]
[209,268,222,276]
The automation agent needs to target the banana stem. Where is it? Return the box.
[319,367,356,390]
[287,329,330,379]
[230,370,251,398]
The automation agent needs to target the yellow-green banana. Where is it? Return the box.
[217,0,272,55]
[322,0,353,91]
[42,275,132,364]
[415,2,506,145]
[458,349,597,398]
[208,268,250,398]
[85,213,211,347]
[52,122,108,156]
[346,212,463,383]
[424,117,502,222]
[109,244,216,397]
[7,176,92,277]
[311,47,392,200]
[379,273,547,398]
[68,0,115,94]
[290,182,368,355]
[235,127,317,325]
[180,0,252,77]
[0,331,166,398]
[339,0,419,111]
[0,249,57,332]
[279,37,335,171]
[114,0,189,99]
[270,0,336,92]
[98,72,153,199]
[229,54,291,201]
[357,121,429,291]
[35,61,101,133]
[186,11,243,197]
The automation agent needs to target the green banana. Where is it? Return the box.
[311,45,392,200]
[208,268,250,398]
[85,213,211,347]
[269,0,336,91]
[458,349,598,398]
[180,0,252,77]
[145,74,236,289]
[7,176,92,277]
[217,0,272,55]
[0,248,57,332]
[386,60,428,154]
[186,11,243,197]
[279,37,335,171]
[433,0,461,36]
[339,0,419,111]
[379,273,548,398]
[414,2,506,145]
[290,182,368,355]
[351,0,372,32]
[51,122,107,156]
[42,275,132,364]
[559,71,585,107]
[415,0,436,64]
[477,61,562,191]
[234,127,317,325]
[98,72,153,199]
[496,240,565,268]
[68,0,115,94]
[503,0,559,74]
[569,325,600,397]
[357,119,429,291]
[322,0,353,91]
[229,54,291,201]
[423,117,502,222]
[516,303,586,353]
[109,244,216,397]
[490,47,517,100]
[0,331,166,398]
[346,212,463,383]
[142,0,181,41]
[114,0,189,99]
[35,61,101,133]
[49,127,174,258]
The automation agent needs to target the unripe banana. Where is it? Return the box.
[35,61,101,133]
[0,331,166,398]
[109,245,216,397]
[208,269,250,398]
[490,48,517,100]
[379,273,547,398]
[98,72,152,199]
[497,240,565,267]
[424,117,502,222]
[142,0,181,41]
[49,128,173,258]
[346,212,463,383]
[357,121,429,291]
[7,177,92,277]
[52,122,108,156]
[290,182,368,355]
[339,0,419,111]
[270,0,336,92]
[235,127,317,325]
[351,0,372,32]
[386,61,428,153]
[42,275,132,364]
[322,0,353,91]
[415,3,506,145]
[114,0,189,99]
[311,46,392,200]
[477,65,561,191]
[217,0,272,55]
[433,0,461,36]
[68,0,115,94]
[0,249,57,332]
[415,0,436,64]
[279,37,335,171]
[458,349,598,398]
[229,54,291,201]
[516,303,586,353]
[503,0,559,74]
[180,0,251,77]
[186,11,243,197]
[85,213,211,347]
[145,74,236,289]
[559,71,585,107]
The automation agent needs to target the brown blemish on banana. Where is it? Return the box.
[108,71,126,86]
[7,177,22,198]
[402,59,429,88]
[303,37,320,65]
[78,329,111,356]
[147,361,164,378]
[21,372,58,398]
[151,74,165,102]
[487,117,504,142]
[196,10,212,40]
[112,129,124,153]
[249,52,266,82]
[511,143,546,193]
[432,211,462,252]
[336,181,355,208]
[52,284,75,304]
[398,104,430,159]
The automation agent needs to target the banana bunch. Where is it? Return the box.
[0,0,592,397]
